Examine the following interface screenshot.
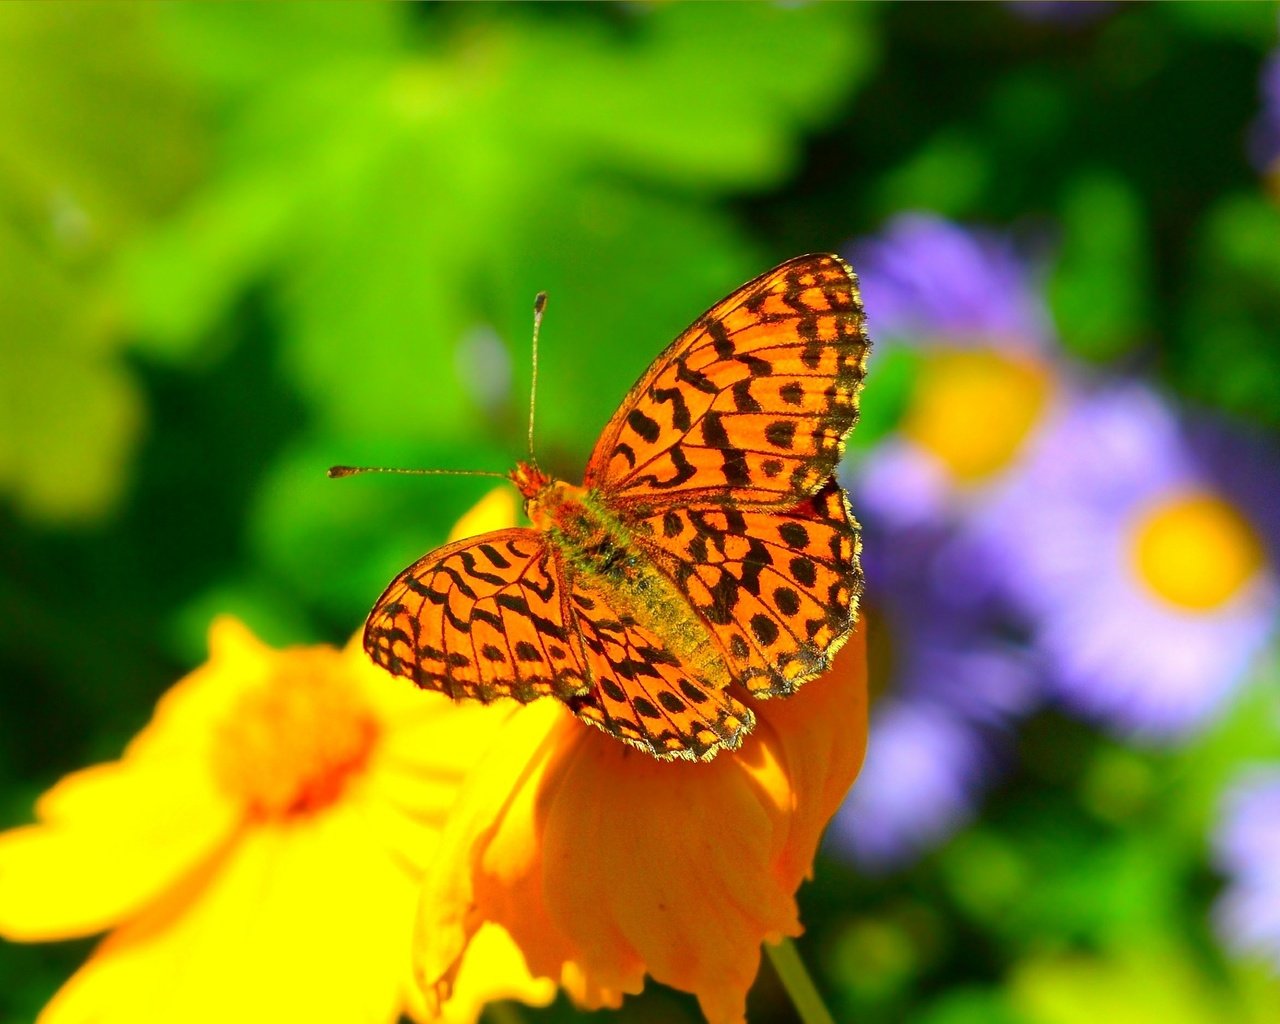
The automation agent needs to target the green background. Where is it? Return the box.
[2,3,1279,1022]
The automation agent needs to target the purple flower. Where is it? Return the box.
[845,215,1068,530]
[1213,767,1280,966]
[1005,2,1115,27]
[833,697,990,870]
[971,382,1280,740]
[828,508,1038,870]
[1249,49,1280,173]
[849,213,1053,352]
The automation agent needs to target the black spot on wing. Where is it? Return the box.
[750,614,779,646]
[773,586,800,616]
[764,420,798,450]
[779,381,805,406]
[790,556,817,587]
[702,411,730,449]
[779,522,809,548]
[658,690,686,713]
[627,408,661,444]
[704,316,734,359]
[722,449,751,487]
[600,677,627,702]
[679,679,709,704]
[633,696,662,719]
[615,442,637,468]
[676,359,718,395]
[731,379,761,413]
[515,641,543,663]
[477,543,511,569]
[653,386,692,432]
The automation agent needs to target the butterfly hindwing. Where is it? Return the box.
[634,477,862,698]
[584,254,869,510]
[566,579,755,761]
[364,528,589,703]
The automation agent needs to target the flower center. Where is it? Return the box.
[901,348,1052,483]
[211,653,380,818]
[1130,491,1265,611]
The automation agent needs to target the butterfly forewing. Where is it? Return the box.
[566,580,756,760]
[584,254,869,510]
[364,529,589,703]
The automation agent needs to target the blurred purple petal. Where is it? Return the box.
[1006,1,1116,26]
[847,213,1053,351]
[828,502,1040,870]
[1249,50,1280,172]
[843,213,1069,533]
[830,698,990,871]
[1213,768,1280,965]
[970,382,1280,740]
[853,439,955,530]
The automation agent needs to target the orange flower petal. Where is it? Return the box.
[417,624,868,1024]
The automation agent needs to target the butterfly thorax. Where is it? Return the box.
[510,460,732,691]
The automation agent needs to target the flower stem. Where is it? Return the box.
[765,938,837,1024]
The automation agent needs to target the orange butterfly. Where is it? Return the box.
[351,254,869,761]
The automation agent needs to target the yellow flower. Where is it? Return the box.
[0,489,554,1024]
[414,597,869,1022]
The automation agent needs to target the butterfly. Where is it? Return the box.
[359,254,869,761]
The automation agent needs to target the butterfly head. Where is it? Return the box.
[509,461,591,534]
[509,460,550,501]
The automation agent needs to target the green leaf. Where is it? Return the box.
[1009,944,1270,1024]
[1179,194,1280,426]
[1049,171,1152,363]
[0,4,202,522]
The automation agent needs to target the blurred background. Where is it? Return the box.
[2,3,1280,1022]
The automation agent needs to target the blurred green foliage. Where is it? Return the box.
[2,3,1279,1023]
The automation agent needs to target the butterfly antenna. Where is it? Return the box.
[328,465,508,480]
[527,291,547,465]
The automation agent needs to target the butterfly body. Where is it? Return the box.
[363,254,870,761]
[515,462,736,697]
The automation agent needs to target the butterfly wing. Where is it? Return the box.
[364,528,589,703]
[362,254,866,758]
[583,253,869,511]
[631,477,861,699]
[565,579,755,761]
[366,526,753,759]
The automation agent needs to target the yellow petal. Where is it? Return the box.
[40,802,417,1024]
[128,616,279,762]
[0,617,296,941]
[447,486,519,543]
[417,624,868,1024]
[0,752,239,942]
[404,922,557,1024]
[19,598,546,1023]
